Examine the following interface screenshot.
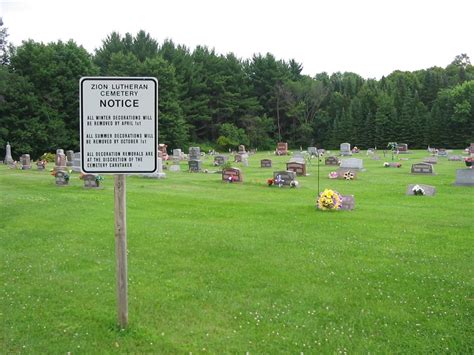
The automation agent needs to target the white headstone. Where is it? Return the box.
[340,158,363,170]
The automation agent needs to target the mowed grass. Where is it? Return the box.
[1,150,473,353]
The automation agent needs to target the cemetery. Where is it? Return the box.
[0,147,472,353]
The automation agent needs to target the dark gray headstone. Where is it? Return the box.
[325,156,339,166]
[272,171,296,186]
[188,160,202,172]
[411,163,435,175]
[261,159,272,168]
[214,155,227,166]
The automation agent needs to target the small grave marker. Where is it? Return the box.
[406,184,436,196]
[20,154,32,169]
[325,156,339,166]
[411,163,435,175]
[340,195,355,210]
[261,159,272,168]
[222,167,243,182]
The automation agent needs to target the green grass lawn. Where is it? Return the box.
[1,150,473,353]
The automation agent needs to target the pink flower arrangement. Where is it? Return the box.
[328,171,338,179]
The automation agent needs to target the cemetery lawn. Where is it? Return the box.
[1,150,473,353]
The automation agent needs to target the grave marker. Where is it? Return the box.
[325,156,340,166]
[222,167,243,182]
[454,169,474,186]
[20,154,31,169]
[286,161,307,176]
[411,163,435,175]
[340,143,352,156]
[4,142,13,165]
[261,159,272,168]
[272,171,296,187]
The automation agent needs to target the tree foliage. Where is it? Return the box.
[1,30,473,160]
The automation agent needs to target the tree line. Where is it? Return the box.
[1,25,473,159]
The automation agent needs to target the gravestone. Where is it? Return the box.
[36,160,46,170]
[188,147,202,173]
[292,152,305,162]
[261,159,272,168]
[317,149,326,156]
[55,170,69,186]
[242,156,249,167]
[188,159,202,172]
[424,157,438,164]
[173,149,182,160]
[83,174,101,189]
[325,156,340,166]
[189,147,201,161]
[340,158,364,170]
[411,163,435,175]
[448,155,462,161]
[4,142,13,164]
[470,143,474,155]
[371,155,381,160]
[169,158,181,172]
[66,150,74,167]
[397,143,408,153]
[234,154,242,163]
[340,143,352,156]
[276,142,288,155]
[308,147,318,156]
[54,149,67,172]
[214,155,227,166]
[272,171,296,187]
[340,195,355,210]
[336,168,358,180]
[238,145,246,154]
[141,157,166,178]
[20,154,31,169]
[286,161,307,176]
[454,169,474,186]
[222,167,243,182]
[72,152,81,172]
[437,148,448,157]
[406,184,436,196]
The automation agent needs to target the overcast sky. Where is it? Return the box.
[1,0,473,79]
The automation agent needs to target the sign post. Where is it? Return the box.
[80,77,158,329]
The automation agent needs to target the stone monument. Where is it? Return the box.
[4,142,13,164]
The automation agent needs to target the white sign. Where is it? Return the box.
[80,77,158,174]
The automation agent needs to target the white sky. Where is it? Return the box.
[1,0,473,79]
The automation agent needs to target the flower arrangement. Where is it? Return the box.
[274,175,284,187]
[412,184,425,196]
[465,157,473,167]
[328,171,338,179]
[317,189,343,210]
[95,175,104,182]
[384,162,401,168]
[267,178,274,186]
[383,162,390,167]
[226,175,238,183]
[290,180,299,188]
[343,171,355,180]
